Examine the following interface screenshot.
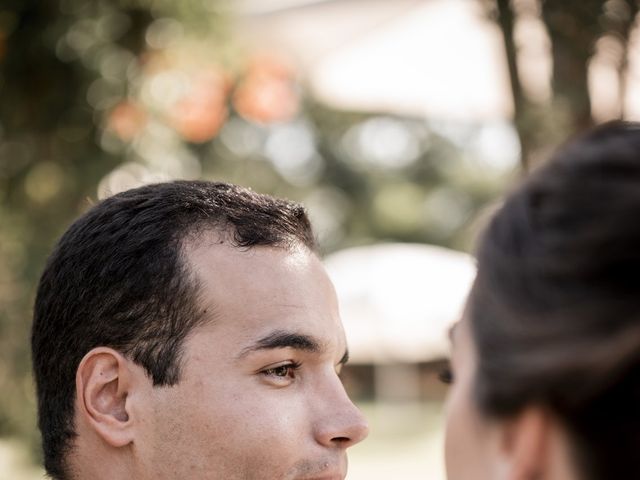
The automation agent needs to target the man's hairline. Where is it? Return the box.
[180,223,317,260]
[165,226,320,383]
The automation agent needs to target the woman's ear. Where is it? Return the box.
[498,407,550,480]
[76,347,137,448]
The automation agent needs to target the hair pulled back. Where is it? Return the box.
[469,122,640,480]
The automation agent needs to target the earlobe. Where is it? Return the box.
[499,407,549,480]
[76,347,136,448]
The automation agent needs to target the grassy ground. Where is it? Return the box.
[0,401,446,480]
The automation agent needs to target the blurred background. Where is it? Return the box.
[1,0,638,478]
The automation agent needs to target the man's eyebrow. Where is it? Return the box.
[238,330,323,358]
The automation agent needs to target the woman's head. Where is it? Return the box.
[445,122,640,480]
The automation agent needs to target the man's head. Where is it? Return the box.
[32,180,368,480]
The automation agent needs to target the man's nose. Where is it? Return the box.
[314,377,370,449]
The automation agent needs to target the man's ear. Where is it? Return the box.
[76,347,139,448]
[499,406,550,480]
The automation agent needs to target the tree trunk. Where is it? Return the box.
[615,0,639,118]
[541,1,603,134]
[495,0,532,171]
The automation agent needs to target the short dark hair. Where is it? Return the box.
[469,121,640,480]
[31,180,316,480]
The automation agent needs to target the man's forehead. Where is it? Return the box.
[181,239,346,357]
[184,237,321,296]
[233,301,347,352]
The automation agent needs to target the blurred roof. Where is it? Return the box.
[236,0,513,121]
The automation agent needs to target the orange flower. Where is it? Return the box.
[107,101,147,141]
[233,54,299,124]
[171,97,228,143]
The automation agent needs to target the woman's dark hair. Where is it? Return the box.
[31,180,316,480]
[469,121,640,480]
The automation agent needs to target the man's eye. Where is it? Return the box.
[261,362,301,382]
[267,365,293,377]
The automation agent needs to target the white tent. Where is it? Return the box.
[324,242,476,364]
[238,0,513,121]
